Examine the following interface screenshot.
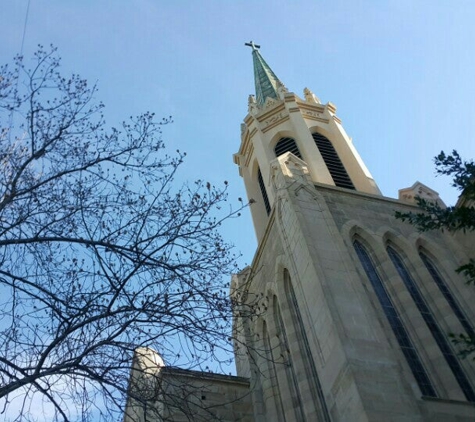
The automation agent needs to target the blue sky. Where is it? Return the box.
[2,0,474,272]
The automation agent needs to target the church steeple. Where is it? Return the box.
[245,42,283,106]
[235,44,382,242]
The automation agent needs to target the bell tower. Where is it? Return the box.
[234,42,381,241]
[232,44,475,422]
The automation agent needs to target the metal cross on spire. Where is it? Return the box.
[245,41,261,51]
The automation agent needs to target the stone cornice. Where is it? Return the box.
[162,367,251,385]
[295,101,325,114]
[302,111,330,123]
[261,113,290,133]
[289,101,329,123]
[256,101,286,122]
[314,182,423,210]
[238,127,257,168]
[244,142,254,168]
[332,115,342,124]
[326,101,337,114]
[244,113,254,125]
[284,92,298,103]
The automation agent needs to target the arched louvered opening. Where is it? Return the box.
[312,132,355,190]
[274,137,302,159]
[258,167,271,215]
[387,245,475,402]
[419,251,475,338]
[353,240,437,397]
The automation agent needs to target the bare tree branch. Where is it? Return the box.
[0,46,248,421]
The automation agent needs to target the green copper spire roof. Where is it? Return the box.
[245,42,283,106]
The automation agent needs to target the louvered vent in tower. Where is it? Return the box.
[274,137,302,159]
[258,168,271,215]
[312,133,355,190]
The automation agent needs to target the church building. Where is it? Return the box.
[124,45,475,421]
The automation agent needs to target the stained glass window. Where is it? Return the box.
[274,298,305,421]
[284,270,330,421]
[388,246,475,402]
[353,240,436,397]
[263,321,286,422]
[419,252,474,338]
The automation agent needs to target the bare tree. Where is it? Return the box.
[0,46,245,421]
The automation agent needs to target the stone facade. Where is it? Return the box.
[124,48,475,421]
[123,348,254,422]
[232,155,475,421]
[230,46,475,419]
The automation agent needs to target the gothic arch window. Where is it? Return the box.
[353,239,437,397]
[419,251,475,338]
[387,245,475,402]
[257,167,271,215]
[273,297,305,421]
[263,321,286,422]
[312,132,355,190]
[283,270,330,421]
[274,137,302,159]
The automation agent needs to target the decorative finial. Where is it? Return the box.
[277,81,289,98]
[304,87,321,104]
[248,94,259,114]
[245,41,261,51]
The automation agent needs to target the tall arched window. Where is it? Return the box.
[263,321,286,422]
[273,297,305,421]
[274,137,302,159]
[419,251,475,338]
[312,132,355,190]
[257,167,271,215]
[387,245,475,402]
[353,240,437,397]
[283,270,330,421]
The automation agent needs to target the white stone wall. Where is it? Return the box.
[123,348,254,422]
[234,156,475,421]
[234,89,382,243]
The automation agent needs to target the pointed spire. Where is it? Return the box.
[245,42,284,106]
